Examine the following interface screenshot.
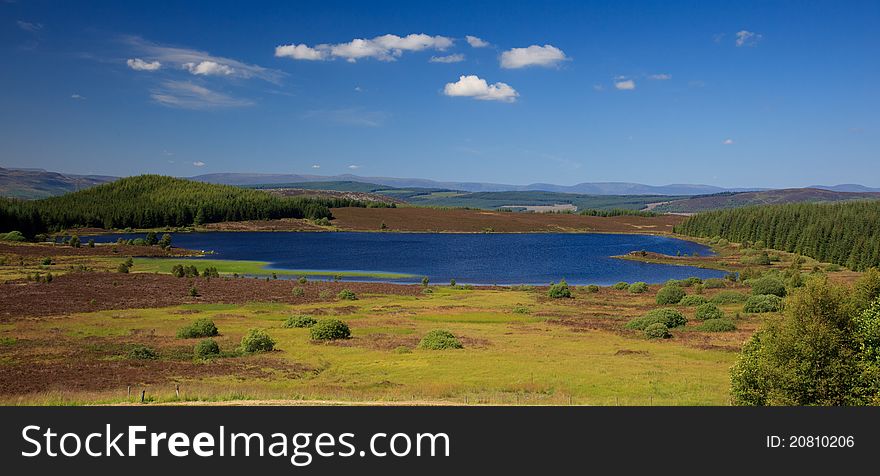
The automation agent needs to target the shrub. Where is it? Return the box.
[310,319,351,341]
[628,282,648,294]
[189,286,199,297]
[711,291,748,304]
[88,239,95,248]
[585,284,600,293]
[418,330,463,350]
[680,295,708,306]
[704,278,726,289]
[176,318,218,339]
[682,277,703,287]
[194,339,220,358]
[0,231,26,242]
[284,315,317,328]
[69,235,81,248]
[291,287,305,297]
[644,323,671,339]
[128,345,158,360]
[318,290,331,299]
[511,305,531,314]
[656,285,686,305]
[626,308,687,330]
[743,294,784,313]
[695,303,724,321]
[548,279,572,298]
[449,278,456,287]
[612,282,629,290]
[117,262,130,273]
[421,276,429,287]
[158,234,172,250]
[298,276,308,284]
[750,277,787,297]
[171,264,185,278]
[337,289,357,300]
[42,257,53,266]
[698,319,737,332]
[824,263,842,272]
[240,328,275,353]
[202,266,220,278]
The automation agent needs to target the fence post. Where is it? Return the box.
[127,386,131,399]
[176,384,180,399]
[141,390,145,403]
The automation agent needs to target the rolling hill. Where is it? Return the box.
[0,167,115,199]
[653,188,880,213]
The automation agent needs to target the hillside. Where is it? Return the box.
[0,175,379,235]
[0,167,114,199]
[652,188,880,213]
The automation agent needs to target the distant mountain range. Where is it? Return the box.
[651,188,880,214]
[2,167,880,200]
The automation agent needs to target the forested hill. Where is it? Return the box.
[675,201,880,270]
[0,175,385,236]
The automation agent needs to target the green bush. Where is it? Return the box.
[548,279,572,298]
[41,257,53,266]
[612,282,629,290]
[116,262,130,273]
[284,315,317,328]
[698,319,737,332]
[202,266,220,278]
[682,277,703,287]
[628,282,648,294]
[128,345,158,360]
[644,322,671,339]
[418,330,463,350]
[585,284,600,293]
[337,289,358,300]
[711,291,748,304]
[194,338,220,358]
[704,278,726,289]
[511,305,531,314]
[0,231,26,242]
[176,318,218,339]
[298,276,308,284]
[291,287,305,297]
[656,285,686,305]
[626,308,687,330]
[750,276,787,297]
[240,328,275,353]
[695,303,724,321]
[743,294,784,313]
[680,295,708,306]
[310,319,351,341]
[69,235,81,248]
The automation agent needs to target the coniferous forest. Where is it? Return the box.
[0,175,387,236]
[676,200,880,270]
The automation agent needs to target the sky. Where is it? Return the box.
[1,0,878,188]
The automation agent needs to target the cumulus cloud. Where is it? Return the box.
[183,61,235,76]
[312,164,321,169]
[735,30,762,47]
[500,44,567,69]
[276,33,453,63]
[465,35,489,48]
[723,138,734,145]
[150,81,254,109]
[192,161,206,167]
[17,20,43,32]
[127,58,162,71]
[614,79,636,90]
[443,75,518,102]
[429,53,465,63]
[648,73,671,80]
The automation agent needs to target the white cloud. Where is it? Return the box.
[465,35,489,48]
[125,36,281,83]
[723,138,734,145]
[648,73,671,80]
[593,84,605,91]
[127,58,162,71]
[150,81,254,109]
[183,61,235,76]
[70,94,85,100]
[354,86,363,92]
[17,20,43,32]
[443,75,518,103]
[276,33,453,63]
[274,44,328,60]
[302,108,388,127]
[348,165,360,169]
[429,53,465,63]
[312,164,321,169]
[500,44,568,69]
[192,161,206,167]
[735,30,762,47]
[614,79,636,90]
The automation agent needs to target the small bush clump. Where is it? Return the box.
[337,289,358,300]
[655,285,686,305]
[750,276,787,297]
[176,318,218,339]
[679,295,708,306]
[585,284,600,293]
[698,319,737,332]
[128,345,158,360]
[240,328,275,353]
[710,291,748,305]
[548,279,572,298]
[418,330,463,350]
[310,319,351,341]
[626,308,687,330]
[194,338,220,358]
[628,282,648,294]
[0,231,26,242]
[644,322,671,339]
[695,303,724,321]
[612,282,629,290]
[284,315,317,328]
[743,294,784,313]
[703,278,726,289]
[511,305,531,314]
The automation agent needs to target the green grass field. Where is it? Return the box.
[131,258,415,280]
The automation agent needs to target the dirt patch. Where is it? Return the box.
[327,334,420,351]
[615,349,649,356]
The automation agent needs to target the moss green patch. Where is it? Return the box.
[132,258,415,279]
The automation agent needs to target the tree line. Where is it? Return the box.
[0,175,389,236]
[676,200,880,270]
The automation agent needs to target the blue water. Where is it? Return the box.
[86,231,724,285]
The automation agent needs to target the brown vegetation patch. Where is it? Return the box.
[328,334,420,351]
[0,241,198,258]
[615,349,649,356]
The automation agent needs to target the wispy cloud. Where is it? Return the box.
[735,30,763,47]
[276,33,453,63]
[500,44,568,69]
[70,94,86,100]
[647,73,671,80]
[150,81,254,109]
[348,164,360,169]
[302,108,388,127]
[17,20,43,32]
[722,138,734,145]
[429,53,465,63]
[444,75,518,102]
[465,35,489,48]
[311,164,321,169]
[192,161,206,167]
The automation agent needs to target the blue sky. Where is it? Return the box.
[1,0,878,188]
